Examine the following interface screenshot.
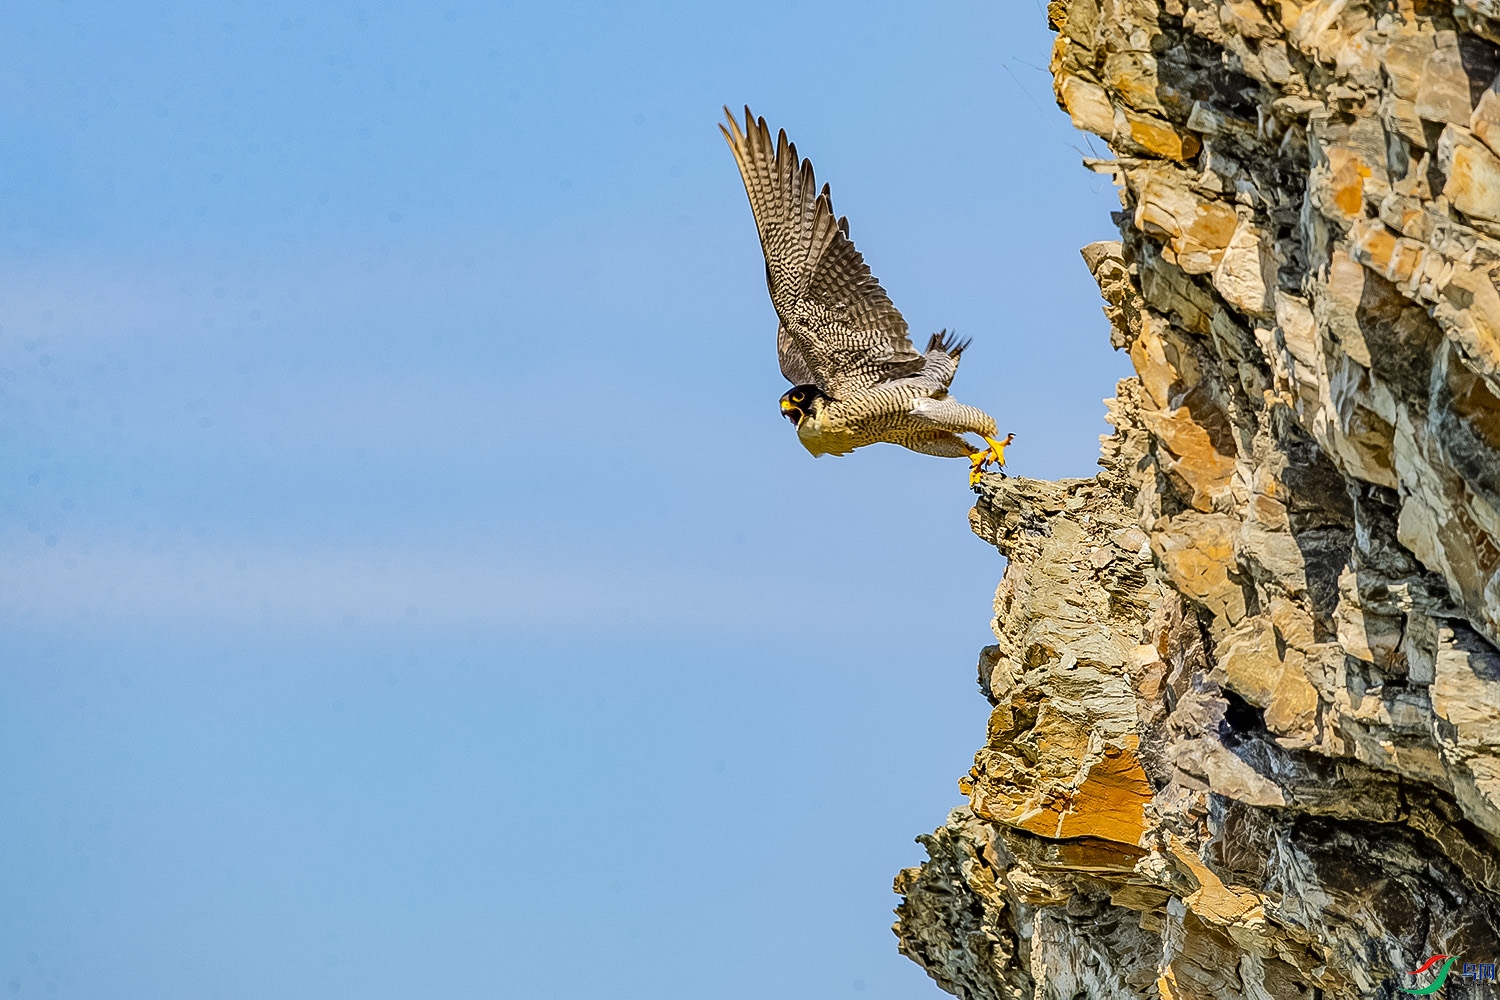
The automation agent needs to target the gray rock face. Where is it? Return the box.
[894,1,1500,996]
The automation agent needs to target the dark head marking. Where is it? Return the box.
[778,384,826,425]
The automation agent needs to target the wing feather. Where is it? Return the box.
[721,105,922,396]
[776,321,816,385]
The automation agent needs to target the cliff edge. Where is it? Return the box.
[893,1,1500,996]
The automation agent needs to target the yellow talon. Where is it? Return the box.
[968,433,1014,487]
[967,452,989,487]
[985,433,1014,469]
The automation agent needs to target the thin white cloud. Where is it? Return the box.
[0,533,819,635]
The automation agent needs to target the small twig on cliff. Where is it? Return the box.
[1000,60,1105,163]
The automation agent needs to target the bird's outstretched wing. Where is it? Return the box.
[721,105,923,396]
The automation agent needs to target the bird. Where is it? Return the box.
[720,105,1011,487]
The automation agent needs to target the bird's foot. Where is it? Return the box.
[984,433,1014,470]
[968,433,1015,487]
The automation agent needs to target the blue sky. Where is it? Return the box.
[0,2,1124,997]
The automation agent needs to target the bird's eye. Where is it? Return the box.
[791,391,806,402]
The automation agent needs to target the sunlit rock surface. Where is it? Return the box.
[894,1,1500,995]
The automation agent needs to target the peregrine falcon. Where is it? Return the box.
[720,105,1011,486]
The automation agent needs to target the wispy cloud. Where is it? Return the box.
[0,532,815,635]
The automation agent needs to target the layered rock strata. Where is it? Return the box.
[895,0,1500,995]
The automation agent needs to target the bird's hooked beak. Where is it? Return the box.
[780,384,824,426]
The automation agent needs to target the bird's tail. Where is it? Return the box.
[926,329,972,357]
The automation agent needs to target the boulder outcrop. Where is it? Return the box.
[895,1,1500,995]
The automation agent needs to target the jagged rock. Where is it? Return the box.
[894,1,1500,995]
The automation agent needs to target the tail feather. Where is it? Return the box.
[925,329,972,356]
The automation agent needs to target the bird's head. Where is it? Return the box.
[779,384,827,426]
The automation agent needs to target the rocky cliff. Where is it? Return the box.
[893,1,1500,996]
